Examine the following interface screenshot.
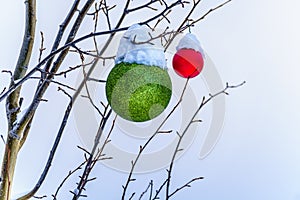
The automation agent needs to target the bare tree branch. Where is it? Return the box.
[0,0,36,199]
[168,177,204,198]
[165,81,245,199]
[126,0,160,13]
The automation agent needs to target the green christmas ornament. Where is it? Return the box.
[106,62,172,122]
[105,24,172,122]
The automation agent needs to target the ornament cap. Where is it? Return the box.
[115,24,167,70]
[176,33,205,57]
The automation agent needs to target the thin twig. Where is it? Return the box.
[82,66,104,117]
[87,77,106,83]
[1,70,13,78]
[50,60,95,78]
[190,0,232,27]
[71,45,116,61]
[92,2,101,55]
[168,177,204,198]
[1,135,6,144]
[126,0,160,13]
[139,180,153,200]
[102,0,112,30]
[29,77,76,91]
[0,87,6,96]
[33,195,47,199]
[129,193,135,200]
[38,31,46,63]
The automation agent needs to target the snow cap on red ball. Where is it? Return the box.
[176,33,205,57]
[115,24,167,69]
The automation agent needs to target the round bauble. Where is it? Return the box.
[172,48,204,78]
[106,63,172,122]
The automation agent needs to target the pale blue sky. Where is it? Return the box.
[0,0,300,199]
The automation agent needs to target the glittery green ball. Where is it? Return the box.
[106,62,172,122]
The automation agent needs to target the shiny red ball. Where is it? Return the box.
[172,48,204,78]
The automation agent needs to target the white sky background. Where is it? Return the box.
[0,0,300,199]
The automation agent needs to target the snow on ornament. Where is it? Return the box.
[172,33,205,78]
[106,24,172,122]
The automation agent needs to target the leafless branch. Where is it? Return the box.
[0,0,36,198]
[87,77,106,83]
[92,2,101,55]
[29,77,76,91]
[126,0,160,13]
[158,130,173,134]
[1,70,13,78]
[16,87,73,200]
[53,60,95,78]
[129,192,136,200]
[81,66,104,117]
[168,177,204,198]
[165,81,246,199]
[102,0,113,30]
[71,45,116,61]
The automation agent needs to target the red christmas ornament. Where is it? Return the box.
[172,48,204,78]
